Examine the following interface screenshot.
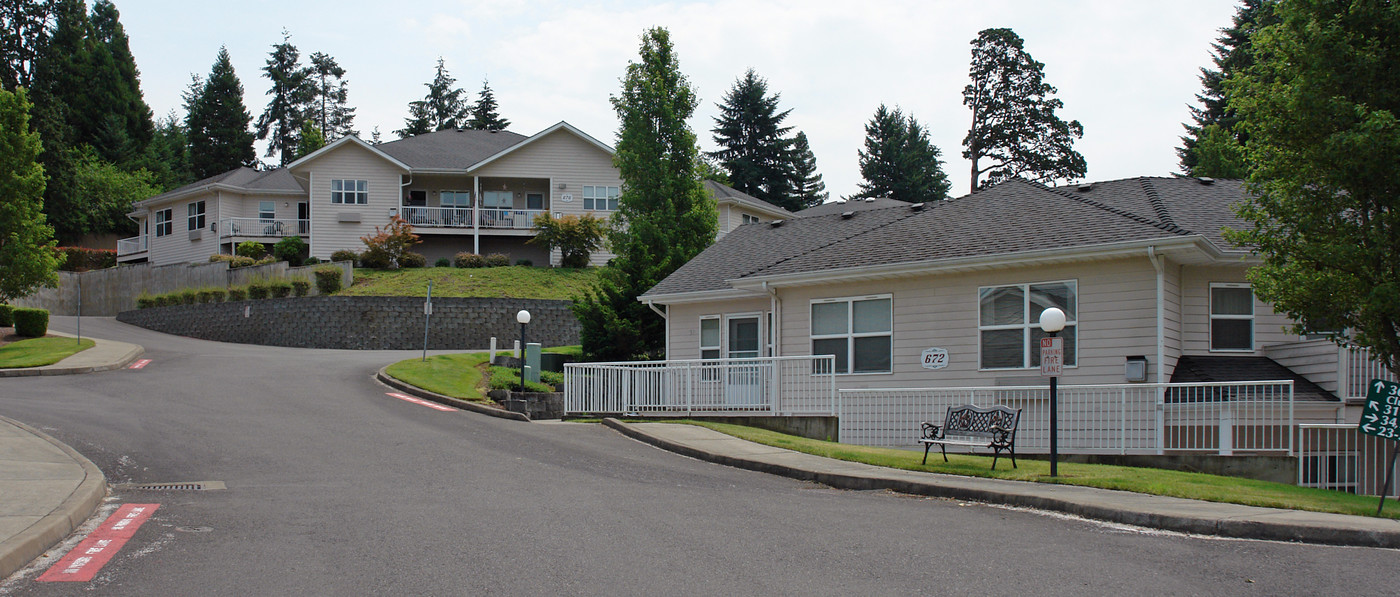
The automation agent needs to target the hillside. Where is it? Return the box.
[338,266,601,301]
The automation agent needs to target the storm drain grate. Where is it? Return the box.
[118,481,226,491]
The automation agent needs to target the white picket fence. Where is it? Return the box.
[563,356,837,415]
[1297,424,1400,496]
[839,381,1296,456]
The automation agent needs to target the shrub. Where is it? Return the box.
[269,279,293,298]
[359,215,421,270]
[330,249,359,264]
[211,254,257,268]
[484,253,510,267]
[400,252,427,268]
[55,247,117,272]
[528,213,606,268]
[291,279,310,297]
[196,288,215,303]
[254,256,277,267]
[157,293,180,307]
[136,293,155,309]
[304,256,321,265]
[13,308,48,337]
[180,289,198,304]
[247,281,270,300]
[210,288,227,302]
[0,304,11,326]
[314,266,343,295]
[227,287,248,301]
[236,241,266,259]
[515,259,533,267]
[273,236,308,265]
[454,252,484,268]
[434,258,451,268]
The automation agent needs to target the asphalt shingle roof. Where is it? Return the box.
[793,197,910,218]
[143,167,305,205]
[1169,355,1337,402]
[645,177,1250,298]
[375,128,528,170]
[703,180,789,214]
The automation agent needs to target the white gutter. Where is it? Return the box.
[763,281,780,357]
[646,300,669,358]
[305,175,313,258]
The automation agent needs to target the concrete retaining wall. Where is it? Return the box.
[14,261,354,316]
[115,296,579,350]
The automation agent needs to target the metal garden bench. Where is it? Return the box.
[919,404,1021,470]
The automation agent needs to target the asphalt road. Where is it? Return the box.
[1,317,1396,595]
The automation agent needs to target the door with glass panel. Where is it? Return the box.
[724,315,767,407]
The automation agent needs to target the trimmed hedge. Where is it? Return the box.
[454,252,485,268]
[330,250,359,264]
[314,267,343,295]
[484,253,510,267]
[13,307,49,337]
[0,304,12,327]
[291,279,310,297]
[400,252,427,268]
[56,247,117,272]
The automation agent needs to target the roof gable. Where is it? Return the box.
[286,135,411,172]
[704,180,790,217]
[467,121,612,172]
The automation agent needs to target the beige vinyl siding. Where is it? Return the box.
[146,190,223,265]
[1264,339,1342,394]
[1180,265,1295,356]
[1161,258,1183,382]
[301,142,407,259]
[667,299,773,361]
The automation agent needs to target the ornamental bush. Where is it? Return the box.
[435,258,451,268]
[269,279,293,298]
[227,287,248,301]
[0,304,12,326]
[359,216,421,270]
[273,236,307,265]
[330,250,358,264]
[13,307,48,337]
[484,253,510,267]
[453,252,484,268]
[247,280,270,300]
[235,241,266,259]
[291,279,310,297]
[400,252,428,268]
[313,266,343,295]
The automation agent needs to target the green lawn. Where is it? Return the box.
[340,266,600,300]
[0,337,95,368]
[385,352,491,400]
[679,421,1400,519]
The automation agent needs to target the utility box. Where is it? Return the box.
[1125,355,1149,382]
[525,343,541,384]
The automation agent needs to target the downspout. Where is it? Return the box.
[646,300,668,358]
[763,281,780,357]
[1148,246,1166,456]
[473,176,481,255]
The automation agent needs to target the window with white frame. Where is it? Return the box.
[700,316,721,361]
[742,214,760,225]
[441,191,471,207]
[331,179,368,204]
[259,201,275,222]
[482,190,513,209]
[978,280,1077,369]
[155,208,172,237]
[583,185,619,211]
[1210,283,1254,351]
[187,200,205,230]
[811,296,892,374]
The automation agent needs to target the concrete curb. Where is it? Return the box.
[0,337,143,378]
[376,366,530,422]
[0,416,107,579]
[602,418,1400,548]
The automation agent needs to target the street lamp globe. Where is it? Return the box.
[1039,307,1066,333]
[517,310,531,325]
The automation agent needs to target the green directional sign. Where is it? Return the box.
[1360,379,1400,440]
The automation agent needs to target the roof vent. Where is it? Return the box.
[1197,177,1215,185]
[454,128,464,132]
[1077,183,1092,192]
[910,202,926,211]
[769,219,784,228]
[864,197,876,202]
[841,211,855,219]
[834,199,847,204]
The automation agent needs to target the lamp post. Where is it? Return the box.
[1039,307,1067,477]
[516,309,531,392]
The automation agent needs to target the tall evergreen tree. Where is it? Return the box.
[708,69,798,209]
[309,51,355,140]
[963,27,1085,192]
[0,87,61,301]
[186,47,255,180]
[1177,0,1275,177]
[467,77,509,131]
[789,131,826,208]
[573,27,717,361]
[856,104,950,202]
[397,57,468,137]
[255,30,313,166]
[0,0,56,91]
[140,111,193,189]
[83,0,151,163]
[27,0,87,242]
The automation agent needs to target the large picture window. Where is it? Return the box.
[482,190,513,209]
[810,296,892,374]
[978,280,1077,369]
[583,185,619,211]
[441,191,471,207]
[1210,284,1254,351]
[187,200,205,230]
[155,209,172,237]
[331,179,368,204]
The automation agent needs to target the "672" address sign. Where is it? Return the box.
[921,348,949,370]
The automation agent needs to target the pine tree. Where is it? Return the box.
[255,30,313,166]
[573,27,717,361]
[139,111,193,190]
[1177,0,1275,177]
[467,77,509,131]
[187,47,255,180]
[27,0,87,242]
[309,51,356,140]
[0,87,61,302]
[84,0,152,163]
[397,57,467,137]
[963,27,1085,192]
[790,131,827,208]
[708,69,798,209]
[856,104,950,202]
[0,0,56,91]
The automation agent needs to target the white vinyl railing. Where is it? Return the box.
[478,208,546,230]
[1342,346,1398,399]
[401,206,473,228]
[564,356,837,415]
[116,236,146,256]
[219,218,308,238]
[1298,424,1399,496]
[839,381,1295,455]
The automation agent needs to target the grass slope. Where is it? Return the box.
[0,337,95,368]
[682,421,1400,519]
[341,266,600,300]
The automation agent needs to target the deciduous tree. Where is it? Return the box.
[0,87,61,302]
[856,104,949,202]
[528,214,606,268]
[963,27,1084,192]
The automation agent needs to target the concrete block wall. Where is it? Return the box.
[115,296,579,350]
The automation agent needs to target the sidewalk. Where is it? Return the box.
[0,332,143,377]
[0,416,107,579]
[603,418,1400,549]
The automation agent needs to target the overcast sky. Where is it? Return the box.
[116,0,1240,199]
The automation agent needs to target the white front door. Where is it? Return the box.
[725,316,766,406]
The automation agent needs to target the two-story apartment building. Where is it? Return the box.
[118,121,790,267]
